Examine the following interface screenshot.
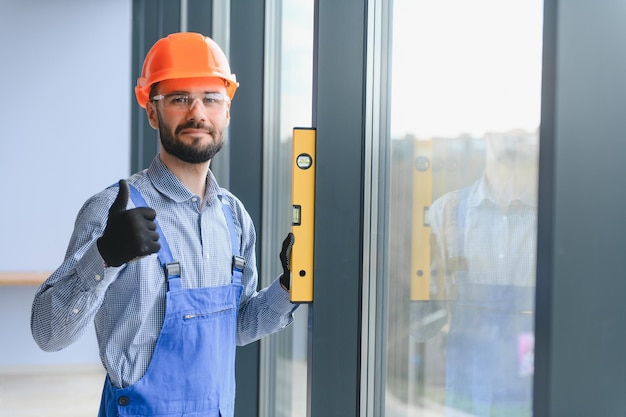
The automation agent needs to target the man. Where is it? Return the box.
[411,130,538,416]
[31,32,298,417]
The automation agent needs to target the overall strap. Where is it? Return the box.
[221,200,244,286]
[455,186,471,257]
[121,183,182,291]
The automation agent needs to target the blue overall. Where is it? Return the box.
[445,284,534,416]
[98,184,244,417]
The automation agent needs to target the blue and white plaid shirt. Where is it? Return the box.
[31,156,297,388]
[429,174,537,288]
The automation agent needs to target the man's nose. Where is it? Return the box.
[187,98,207,120]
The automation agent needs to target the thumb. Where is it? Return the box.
[109,179,129,216]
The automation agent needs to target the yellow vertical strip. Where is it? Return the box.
[410,139,432,300]
[290,128,316,302]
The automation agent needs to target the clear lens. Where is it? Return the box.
[152,92,229,112]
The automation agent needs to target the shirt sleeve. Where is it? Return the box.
[229,196,298,346]
[30,191,122,352]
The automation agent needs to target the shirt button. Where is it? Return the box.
[118,396,129,406]
[72,308,79,314]
[94,274,101,281]
[191,197,198,202]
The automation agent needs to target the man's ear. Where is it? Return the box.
[146,103,159,129]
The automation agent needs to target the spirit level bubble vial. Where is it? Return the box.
[290,127,316,302]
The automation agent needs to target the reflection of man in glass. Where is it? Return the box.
[412,130,538,416]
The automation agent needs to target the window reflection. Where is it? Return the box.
[386,1,543,416]
[410,130,538,416]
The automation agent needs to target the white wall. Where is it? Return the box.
[0,0,132,367]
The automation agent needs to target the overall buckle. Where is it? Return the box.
[165,262,181,278]
[232,256,245,273]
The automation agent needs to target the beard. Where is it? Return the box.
[157,111,224,164]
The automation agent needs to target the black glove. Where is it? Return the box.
[279,232,295,290]
[97,179,161,267]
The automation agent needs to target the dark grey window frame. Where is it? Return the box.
[534,0,626,415]
[306,1,368,416]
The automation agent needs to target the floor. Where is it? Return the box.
[0,365,105,417]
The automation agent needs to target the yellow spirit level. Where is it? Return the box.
[410,139,433,300]
[290,127,316,302]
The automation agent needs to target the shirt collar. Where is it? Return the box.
[467,174,537,209]
[146,155,223,204]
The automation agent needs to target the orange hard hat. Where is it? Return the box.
[135,32,239,108]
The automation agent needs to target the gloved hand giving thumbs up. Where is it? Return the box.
[97,179,161,267]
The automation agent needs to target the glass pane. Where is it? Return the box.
[260,1,314,416]
[384,1,543,416]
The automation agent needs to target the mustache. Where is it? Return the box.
[175,121,216,136]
